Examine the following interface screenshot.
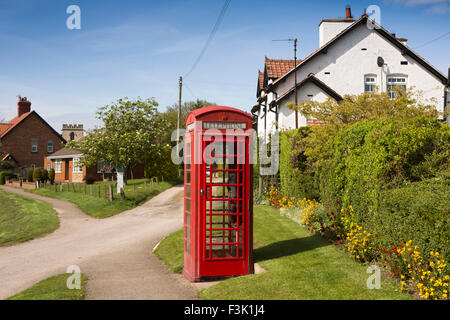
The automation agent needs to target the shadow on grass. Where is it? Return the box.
[254,234,331,263]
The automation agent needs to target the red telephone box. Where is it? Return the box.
[183,106,254,281]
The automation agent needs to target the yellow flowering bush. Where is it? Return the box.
[279,196,296,209]
[338,206,377,263]
[380,240,449,300]
[262,186,282,208]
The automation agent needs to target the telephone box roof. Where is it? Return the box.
[187,106,252,123]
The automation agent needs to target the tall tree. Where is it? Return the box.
[67,97,169,175]
[160,99,216,143]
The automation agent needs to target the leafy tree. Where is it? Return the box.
[160,99,215,144]
[286,88,444,171]
[67,97,169,178]
[287,87,442,128]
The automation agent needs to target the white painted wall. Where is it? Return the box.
[278,82,332,130]
[273,22,446,130]
[319,21,354,47]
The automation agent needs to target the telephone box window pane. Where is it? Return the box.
[186,241,190,255]
[186,227,190,241]
[186,213,191,227]
[185,199,191,212]
[186,185,191,198]
[186,143,191,156]
[186,171,191,183]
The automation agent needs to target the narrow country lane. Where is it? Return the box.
[0,185,197,300]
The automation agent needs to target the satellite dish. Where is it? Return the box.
[377,56,385,67]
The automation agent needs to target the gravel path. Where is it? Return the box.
[0,185,197,300]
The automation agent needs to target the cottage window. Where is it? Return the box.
[55,160,62,173]
[73,157,83,173]
[387,75,407,99]
[47,140,54,153]
[47,164,51,171]
[70,132,75,141]
[364,75,377,92]
[31,139,38,153]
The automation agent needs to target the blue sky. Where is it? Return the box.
[0,0,449,130]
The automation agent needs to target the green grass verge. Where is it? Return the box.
[29,178,183,219]
[0,189,59,247]
[7,273,87,300]
[155,205,412,300]
[154,229,185,273]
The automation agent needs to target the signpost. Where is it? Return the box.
[117,168,124,194]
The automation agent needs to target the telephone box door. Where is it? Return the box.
[199,134,250,277]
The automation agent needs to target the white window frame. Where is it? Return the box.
[55,160,62,173]
[47,163,51,171]
[47,140,54,153]
[73,157,83,173]
[387,75,407,99]
[31,164,36,169]
[364,75,377,92]
[31,139,38,153]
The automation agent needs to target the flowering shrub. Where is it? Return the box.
[339,206,377,263]
[380,240,449,300]
[262,186,282,208]
[263,186,449,300]
[279,196,296,209]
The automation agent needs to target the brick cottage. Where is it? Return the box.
[0,97,65,169]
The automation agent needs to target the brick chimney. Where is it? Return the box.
[346,5,353,18]
[17,96,31,117]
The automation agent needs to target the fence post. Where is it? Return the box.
[109,185,114,201]
[60,183,63,192]
[84,183,87,195]
[120,187,125,199]
[90,185,93,196]
[98,185,101,198]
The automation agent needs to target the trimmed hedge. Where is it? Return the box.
[280,127,319,200]
[0,171,16,185]
[319,117,450,225]
[280,117,449,263]
[373,176,450,263]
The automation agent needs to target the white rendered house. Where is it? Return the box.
[253,7,450,135]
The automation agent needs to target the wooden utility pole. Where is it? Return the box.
[177,76,183,159]
[272,38,299,128]
[293,38,298,129]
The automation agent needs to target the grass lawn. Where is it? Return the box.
[7,273,87,300]
[29,178,182,219]
[155,205,412,300]
[0,189,59,247]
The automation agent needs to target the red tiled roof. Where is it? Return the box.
[0,123,12,136]
[0,112,32,138]
[258,70,264,90]
[265,57,302,79]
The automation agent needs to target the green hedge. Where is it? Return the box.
[373,176,450,263]
[0,171,16,185]
[280,127,319,200]
[319,117,450,225]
